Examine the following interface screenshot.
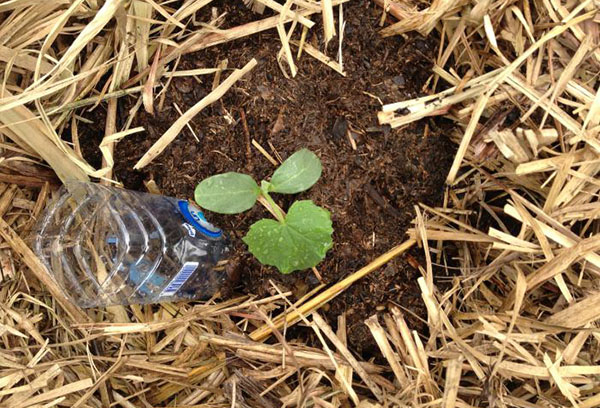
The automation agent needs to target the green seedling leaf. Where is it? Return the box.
[195,172,259,214]
[270,148,322,194]
[243,200,333,273]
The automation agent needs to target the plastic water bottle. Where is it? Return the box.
[32,181,230,308]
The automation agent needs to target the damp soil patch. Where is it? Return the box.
[79,0,455,353]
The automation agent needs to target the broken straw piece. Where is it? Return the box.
[134,59,257,169]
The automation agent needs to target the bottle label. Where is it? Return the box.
[177,200,222,238]
[160,261,199,297]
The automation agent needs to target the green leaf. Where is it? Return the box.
[194,172,259,214]
[243,200,333,273]
[270,149,322,194]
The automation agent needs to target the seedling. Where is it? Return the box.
[194,149,333,274]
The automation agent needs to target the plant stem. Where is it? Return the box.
[257,193,286,223]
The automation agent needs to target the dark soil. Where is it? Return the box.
[79,0,454,353]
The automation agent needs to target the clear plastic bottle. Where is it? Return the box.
[32,181,230,308]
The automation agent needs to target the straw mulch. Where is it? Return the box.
[1,0,600,406]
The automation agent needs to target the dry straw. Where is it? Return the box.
[0,0,599,406]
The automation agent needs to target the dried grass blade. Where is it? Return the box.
[313,312,383,402]
[134,58,257,169]
[249,239,416,341]
[322,0,335,44]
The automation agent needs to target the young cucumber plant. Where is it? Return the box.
[194,149,333,274]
